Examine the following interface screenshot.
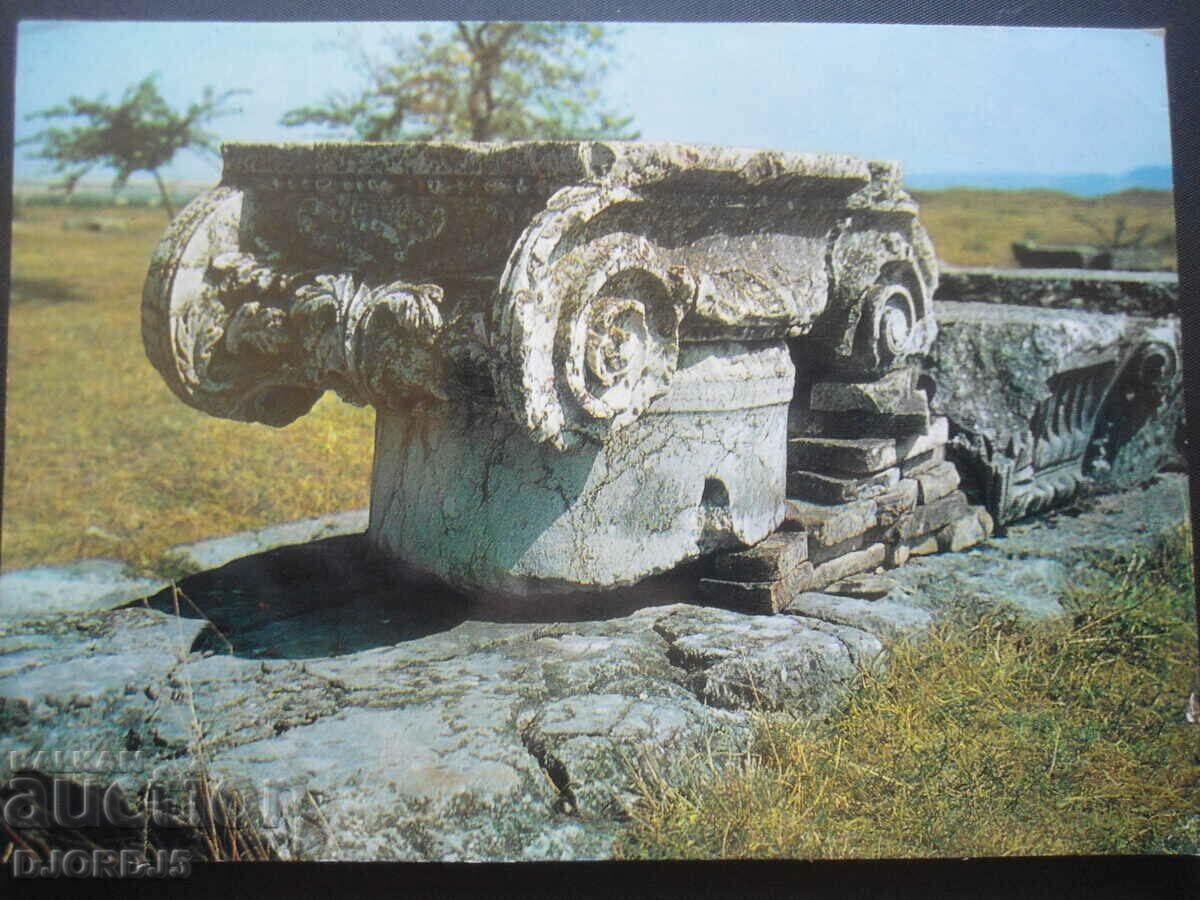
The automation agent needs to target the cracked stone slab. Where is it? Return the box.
[168,509,369,572]
[0,561,168,622]
[882,474,1190,620]
[207,703,558,861]
[995,474,1190,564]
[518,692,744,818]
[0,608,210,767]
[652,606,864,714]
[0,474,1188,861]
[783,593,932,640]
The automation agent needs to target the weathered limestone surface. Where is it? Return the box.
[142,140,939,597]
[938,266,1179,317]
[926,300,1183,523]
[369,342,793,594]
[0,562,165,621]
[0,475,1186,861]
[880,474,1189,620]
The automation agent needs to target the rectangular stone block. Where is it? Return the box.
[711,531,809,581]
[897,491,970,541]
[787,467,900,505]
[896,416,949,462]
[874,479,920,528]
[699,562,814,615]
[810,543,887,591]
[809,531,868,566]
[699,578,785,615]
[914,460,961,504]
[936,513,989,552]
[787,435,897,475]
[812,407,931,439]
[810,368,918,414]
[899,444,946,478]
[908,535,940,556]
[783,497,878,546]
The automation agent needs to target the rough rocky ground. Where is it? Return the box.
[0,475,1190,861]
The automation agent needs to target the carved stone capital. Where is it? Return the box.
[143,141,944,596]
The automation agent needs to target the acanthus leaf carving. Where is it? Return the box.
[291,273,448,406]
[143,188,455,427]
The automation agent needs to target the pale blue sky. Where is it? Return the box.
[13,20,1172,185]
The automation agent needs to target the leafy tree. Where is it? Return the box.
[21,76,246,218]
[281,22,637,142]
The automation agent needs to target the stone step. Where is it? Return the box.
[874,479,921,527]
[937,508,996,552]
[787,435,897,475]
[809,367,920,415]
[807,405,931,439]
[710,531,809,581]
[899,443,946,477]
[787,467,900,504]
[808,525,893,567]
[895,491,971,541]
[782,591,933,639]
[810,543,887,591]
[913,460,961,504]
[896,416,949,460]
[783,497,878,547]
[699,561,815,615]
[886,502,993,564]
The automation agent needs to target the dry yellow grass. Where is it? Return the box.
[617,527,1200,859]
[4,205,375,574]
[912,187,1177,269]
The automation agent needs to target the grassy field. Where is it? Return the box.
[617,526,1200,858]
[4,204,375,575]
[911,187,1177,270]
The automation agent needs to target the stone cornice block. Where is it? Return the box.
[937,266,1178,318]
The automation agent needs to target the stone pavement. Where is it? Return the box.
[0,475,1190,860]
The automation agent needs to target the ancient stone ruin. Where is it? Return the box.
[0,141,1186,863]
[141,140,1182,612]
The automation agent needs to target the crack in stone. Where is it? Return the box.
[516,716,580,816]
[794,618,863,668]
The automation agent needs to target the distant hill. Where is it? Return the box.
[905,166,1172,196]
